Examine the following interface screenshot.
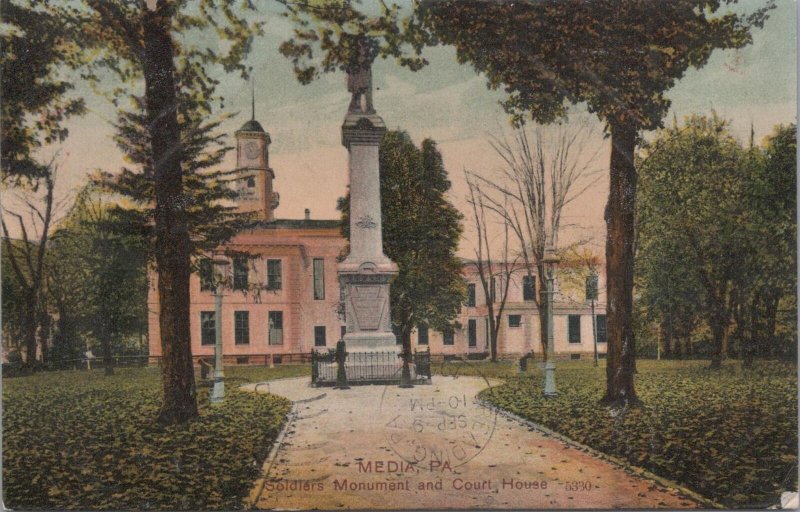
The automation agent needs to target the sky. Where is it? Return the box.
[11,0,797,258]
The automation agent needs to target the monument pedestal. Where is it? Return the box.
[339,266,397,345]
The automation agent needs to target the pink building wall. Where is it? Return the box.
[403,262,608,359]
[148,233,608,362]
[148,222,346,361]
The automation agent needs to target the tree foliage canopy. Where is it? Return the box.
[1,0,87,182]
[278,0,427,82]
[47,185,149,368]
[95,90,253,259]
[418,0,772,129]
[637,115,797,363]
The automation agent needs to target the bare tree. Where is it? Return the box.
[471,119,600,361]
[465,173,519,362]
[1,161,67,368]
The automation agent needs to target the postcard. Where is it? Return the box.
[1,0,797,510]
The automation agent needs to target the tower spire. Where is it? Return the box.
[251,78,255,121]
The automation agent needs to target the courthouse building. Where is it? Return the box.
[147,114,607,363]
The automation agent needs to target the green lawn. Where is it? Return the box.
[2,365,306,510]
[476,359,798,509]
[432,358,520,380]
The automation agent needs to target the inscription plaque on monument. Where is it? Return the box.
[351,286,385,330]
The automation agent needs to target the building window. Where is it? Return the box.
[314,326,326,347]
[269,311,284,345]
[490,277,497,303]
[468,319,477,347]
[313,258,325,300]
[200,311,215,345]
[418,326,429,345]
[340,325,347,339]
[596,315,607,343]
[466,284,476,307]
[247,176,255,188]
[523,275,536,301]
[267,259,282,290]
[199,259,214,292]
[443,327,454,346]
[508,314,522,328]
[233,256,249,290]
[393,324,402,345]
[568,315,581,344]
[234,311,249,345]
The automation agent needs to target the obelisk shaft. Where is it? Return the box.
[347,143,385,262]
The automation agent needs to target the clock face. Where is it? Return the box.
[244,141,260,160]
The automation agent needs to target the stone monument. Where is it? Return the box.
[338,45,403,380]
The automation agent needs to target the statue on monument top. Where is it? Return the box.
[345,35,377,115]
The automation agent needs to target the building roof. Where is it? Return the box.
[238,119,266,133]
[253,218,341,230]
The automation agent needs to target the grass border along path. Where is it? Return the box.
[473,359,797,509]
[3,365,308,510]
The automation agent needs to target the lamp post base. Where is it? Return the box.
[399,357,414,388]
[211,376,225,404]
[543,362,557,397]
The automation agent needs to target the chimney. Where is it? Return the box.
[304,208,310,221]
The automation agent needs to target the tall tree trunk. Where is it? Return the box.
[538,306,548,363]
[537,272,548,362]
[742,294,756,368]
[709,310,727,370]
[485,298,496,361]
[37,306,51,366]
[101,324,114,376]
[489,314,498,362]
[763,290,779,358]
[601,121,638,406]
[660,316,673,359]
[402,325,413,370]
[143,4,197,425]
[22,293,38,368]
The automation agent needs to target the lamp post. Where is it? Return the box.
[586,269,599,367]
[399,345,413,388]
[211,256,229,404]
[542,246,560,398]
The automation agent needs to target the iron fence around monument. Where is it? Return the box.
[311,348,431,386]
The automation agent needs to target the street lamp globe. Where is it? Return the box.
[542,246,561,269]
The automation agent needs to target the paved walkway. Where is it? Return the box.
[243,376,703,509]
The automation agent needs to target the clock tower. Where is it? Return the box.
[234,106,278,221]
